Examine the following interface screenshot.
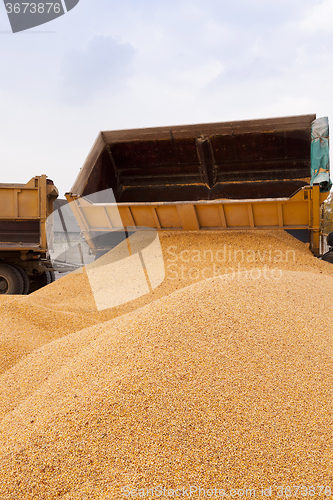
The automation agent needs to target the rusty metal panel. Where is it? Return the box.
[0,220,40,243]
[68,115,318,203]
[0,176,58,252]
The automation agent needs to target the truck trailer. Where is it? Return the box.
[0,175,58,294]
[65,114,332,259]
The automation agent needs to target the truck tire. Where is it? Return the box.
[327,231,333,248]
[0,263,25,295]
[28,270,54,294]
[321,249,333,264]
[11,264,30,295]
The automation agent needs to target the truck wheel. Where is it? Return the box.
[0,263,25,295]
[11,264,30,295]
[327,231,333,248]
[28,271,54,294]
[321,249,333,264]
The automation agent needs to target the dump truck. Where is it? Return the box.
[64,114,332,260]
[0,175,58,294]
[1,114,332,295]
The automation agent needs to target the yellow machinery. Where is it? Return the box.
[66,114,331,259]
[0,175,58,294]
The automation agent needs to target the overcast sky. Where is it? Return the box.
[0,0,332,197]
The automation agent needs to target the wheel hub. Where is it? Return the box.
[0,277,9,294]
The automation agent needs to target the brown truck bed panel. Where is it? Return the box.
[69,114,316,202]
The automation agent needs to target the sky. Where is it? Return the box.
[0,0,333,197]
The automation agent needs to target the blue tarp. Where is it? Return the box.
[310,116,332,192]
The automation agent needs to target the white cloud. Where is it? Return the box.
[299,0,333,33]
[59,35,136,104]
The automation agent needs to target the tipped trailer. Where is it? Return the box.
[65,114,332,260]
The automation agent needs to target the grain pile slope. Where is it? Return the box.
[0,270,332,499]
[1,230,333,374]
